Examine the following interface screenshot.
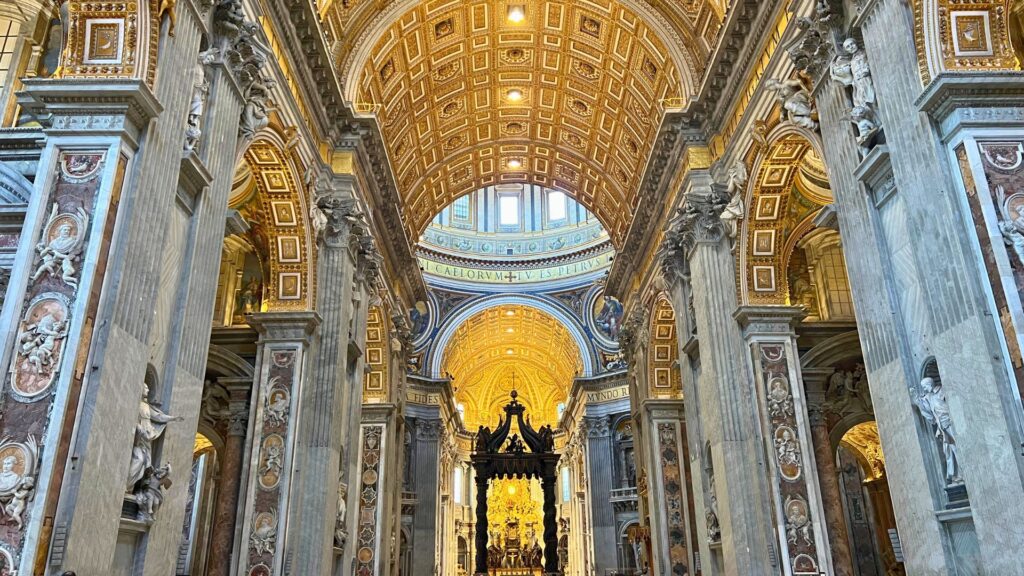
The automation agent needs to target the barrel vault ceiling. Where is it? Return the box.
[323,0,730,246]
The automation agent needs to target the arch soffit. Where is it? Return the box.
[346,0,696,247]
[646,295,681,398]
[235,133,315,311]
[737,128,830,306]
[206,344,255,379]
[429,294,596,378]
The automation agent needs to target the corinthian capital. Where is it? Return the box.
[311,192,363,247]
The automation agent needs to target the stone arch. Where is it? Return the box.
[738,129,833,306]
[363,305,392,402]
[229,132,315,311]
[646,296,681,399]
[0,164,32,205]
[429,294,597,378]
[912,0,1021,85]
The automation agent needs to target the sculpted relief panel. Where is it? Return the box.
[0,151,107,566]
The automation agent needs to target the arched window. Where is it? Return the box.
[0,19,18,95]
[454,466,464,504]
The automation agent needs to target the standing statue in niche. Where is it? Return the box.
[705,494,721,543]
[765,78,818,131]
[831,38,882,156]
[915,376,961,484]
[184,56,211,152]
[334,482,348,548]
[996,186,1024,267]
[127,384,183,492]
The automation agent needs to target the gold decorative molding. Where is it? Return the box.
[354,0,688,245]
[442,304,581,428]
[647,297,681,398]
[913,0,1022,86]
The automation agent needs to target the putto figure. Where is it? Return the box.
[32,203,89,289]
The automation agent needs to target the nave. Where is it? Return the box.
[0,0,1022,575]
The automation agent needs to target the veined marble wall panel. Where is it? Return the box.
[0,148,122,571]
[356,424,386,576]
[654,422,689,575]
[953,139,1024,399]
[240,348,304,575]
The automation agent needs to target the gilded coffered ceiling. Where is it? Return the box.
[346,0,697,246]
[442,304,582,428]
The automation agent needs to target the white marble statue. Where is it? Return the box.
[134,463,172,524]
[239,72,275,139]
[767,378,794,418]
[719,160,748,240]
[127,384,183,492]
[997,186,1024,265]
[3,476,34,530]
[831,38,876,111]
[705,494,721,543]
[915,376,961,484]
[250,513,278,555]
[334,483,348,548]
[18,311,67,374]
[307,172,328,242]
[32,203,88,288]
[765,78,818,131]
[0,436,39,531]
[184,59,211,152]
[775,429,801,468]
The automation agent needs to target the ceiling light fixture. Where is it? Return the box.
[507,5,525,23]
[506,88,523,102]
[507,158,523,169]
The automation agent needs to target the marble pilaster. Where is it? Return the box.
[639,400,691,576]
[663,171,776,575]
[581,416,616,573]
[0,79,161,574]
[286,172,362,575]
[411,417,442,575]
[236,312,319,576]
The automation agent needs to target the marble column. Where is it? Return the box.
[582,416,616,573]
[661,172,776,575]
[804,372,855,576]
[206,377,250,576]
[236,312,319,576]
[639,400,690,576]
[287,171,364,574]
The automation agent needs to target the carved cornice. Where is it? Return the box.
[685,0,784,131]
[605,115,689,297]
